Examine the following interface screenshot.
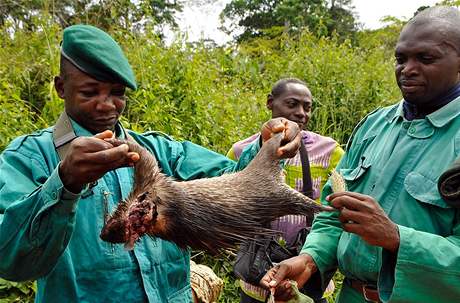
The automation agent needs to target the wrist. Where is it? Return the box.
[58,163,84,193]
[385,223,400,253]
[300,253,318,274]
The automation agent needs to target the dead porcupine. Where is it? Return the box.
[100,132,330,253]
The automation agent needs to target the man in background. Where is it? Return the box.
[229,78,343,303]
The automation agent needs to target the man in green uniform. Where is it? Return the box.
[261,6,460,303]
[0,25,301,302]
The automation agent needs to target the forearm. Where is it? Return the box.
[0,166,78,281]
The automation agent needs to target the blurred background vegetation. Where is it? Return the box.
[1,0,458,302]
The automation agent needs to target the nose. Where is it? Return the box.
[96,94,116,111]
[400,58,419,77]
[294,105,307,120]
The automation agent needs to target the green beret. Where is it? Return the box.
[61,24,137,90]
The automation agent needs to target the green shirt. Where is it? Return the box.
[302,99,460,303]
[0,119,254,302]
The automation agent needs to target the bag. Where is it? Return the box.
[233,227,310,284]
[233,235,273,285]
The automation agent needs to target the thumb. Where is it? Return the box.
[94,130,114,140]
[270,263,290,287]
[261,118,287,142]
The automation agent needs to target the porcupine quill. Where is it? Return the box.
[99,132,331,253]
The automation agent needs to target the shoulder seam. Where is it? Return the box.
[138,130,173,141]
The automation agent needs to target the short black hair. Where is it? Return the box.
[405,6,460,53]
[270,78,308,99]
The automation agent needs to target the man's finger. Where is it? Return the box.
[90,144,130,164]
[277,135,301,158]
[283,121,299,142]
[338,207,367,224]
[128,152,140,162]
[260,267,276,289]
[328,191,371,201]
[94,130,114,140]
[261,119,286,142]
[329,195,370,211]
[271,264,290,285]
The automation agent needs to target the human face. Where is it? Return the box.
[267,83,312,130]
[395,23,460,106]
[54,63,126,134]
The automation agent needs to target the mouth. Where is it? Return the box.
[293,121,306,129]
[94,116,118,125]
[399,80,425,94]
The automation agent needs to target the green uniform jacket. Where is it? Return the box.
[302,99,460,303]
[0,119,253,302]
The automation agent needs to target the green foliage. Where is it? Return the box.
[440,0,460,6]
[220,0,358,42]
[0,279,35,303]
[0,0,183,32]
[235,31,400,145]
[0,13,401,302]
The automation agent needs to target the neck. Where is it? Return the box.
[403,82,460,120]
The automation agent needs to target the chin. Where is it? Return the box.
[89,126,114,135]
[402,93,422,105]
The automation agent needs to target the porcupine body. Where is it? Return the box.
[100,133,328,252]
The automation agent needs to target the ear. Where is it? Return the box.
[267,94,273,110]
[54,76,65,99]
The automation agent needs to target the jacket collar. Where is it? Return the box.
[387,97,460,128]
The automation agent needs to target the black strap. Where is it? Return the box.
[299,139,314,199]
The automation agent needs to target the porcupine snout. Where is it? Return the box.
[100,190,159,248]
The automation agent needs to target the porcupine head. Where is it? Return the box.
[99,138,173,250]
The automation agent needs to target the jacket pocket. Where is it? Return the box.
[340,158,372,191]
[404,171,451,209]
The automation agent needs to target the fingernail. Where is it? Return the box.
[326,195,331,201]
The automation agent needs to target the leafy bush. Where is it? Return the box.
[0,279,35,303]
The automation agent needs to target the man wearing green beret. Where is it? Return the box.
[0,24,301,302]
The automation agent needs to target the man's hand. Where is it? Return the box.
[261,117,301,159]
[260,254,317,301]
[59,130,139,193]
[327,192,400,252]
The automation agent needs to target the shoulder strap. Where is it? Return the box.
[299,139,313,199]
[53,111,77,160]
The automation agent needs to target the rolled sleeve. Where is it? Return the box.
[378,223,460,302]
